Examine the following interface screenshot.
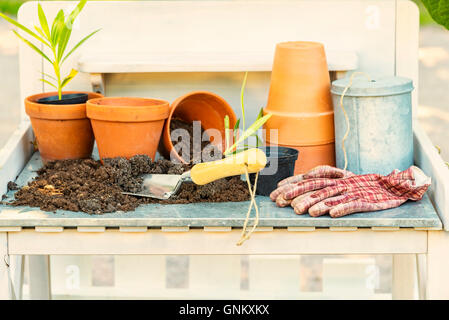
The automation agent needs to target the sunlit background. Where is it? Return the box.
[0,0,447,299]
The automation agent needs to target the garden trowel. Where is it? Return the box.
[123,148,267,200]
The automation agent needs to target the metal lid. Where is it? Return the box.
[331,76,414,97]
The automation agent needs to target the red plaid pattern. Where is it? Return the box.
[270,166,431,218]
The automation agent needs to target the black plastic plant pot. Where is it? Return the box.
[250,146,299,196]
[37,93,89,105]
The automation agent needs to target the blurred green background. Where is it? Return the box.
[0,0,438,27]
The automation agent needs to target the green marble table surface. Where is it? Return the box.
[0,152,442,229]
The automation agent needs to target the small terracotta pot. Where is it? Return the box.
[263,41,335,173]
[87,97,169,161]
[25,91,103,163]
[160,91,237,163]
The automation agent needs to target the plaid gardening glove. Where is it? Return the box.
[270,165,355,207]
[270,166,431,218]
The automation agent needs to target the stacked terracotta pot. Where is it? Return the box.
[263,41,336,174]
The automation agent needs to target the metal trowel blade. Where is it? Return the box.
[122,173,190,200]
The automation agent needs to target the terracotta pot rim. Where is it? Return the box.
[163,91,237,163]
[167,90,236,128]
[86,97,170,122]
[25,91,103,120]
[276,41,324,50]
[265,139,335,147]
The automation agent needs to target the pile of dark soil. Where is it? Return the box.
[170,118,222,163]
[5,155,250,215]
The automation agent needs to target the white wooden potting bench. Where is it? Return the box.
[1,0,449,300]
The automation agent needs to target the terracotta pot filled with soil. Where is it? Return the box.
[25,91,103,163]
[7,156,250,214]
[87,97,170,161]
[160,91,237,163]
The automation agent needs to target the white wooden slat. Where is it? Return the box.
[414,124,449,231]
[77,50,357,73]
[28,255,51,300]
[287,227,316,232]
[7,229,428,255]
[10,255,24,300]
[47,284,392,300]
[417,254,427,300]
[119,227,148,233]
[254,227,273,232]
[0,232,11,299]
[414,227,442,231]
[0,122,34,196]
[427,231,449,299]
[248,255,301,297]
[77,227,106,233]
[392,254,418,300]
[0,227,21,232]
[203,226,232,232]
[161,227,189,232]
[329,227,358,232]
[371,227,400,231]
[35,226,64,233]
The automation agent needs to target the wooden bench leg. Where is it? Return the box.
[0,233,12,300]
[427,231,449,299]
[392,254,417,300]
[416,254,427,300]
[9,255,24,300]
[28,255,51,300]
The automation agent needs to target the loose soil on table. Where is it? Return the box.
[4,155,250,214]
[170,118,222,163]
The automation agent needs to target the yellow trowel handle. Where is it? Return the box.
[190,148,267,185]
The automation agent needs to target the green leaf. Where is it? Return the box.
[422,0,449,29]
[62,29,100,63]
[233,118,240,147]
[12,30,52,64]
[251,107,265,137]
[254,135,262,148]
[240,71,248,131]
[37,3,51,40]
[256,107,264,120]
[39,78,57,89]
[66,0,87,30]
[224,114,272,155]
[0,12,50,47]
[58,0,88,62]
[34,26,46,39]
[60,69,78,89]
[233,118,240,131]
[50,10,65,47]
[41,72,57,81]
[57,24,72,62]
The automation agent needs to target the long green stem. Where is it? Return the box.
[51,47,62,99]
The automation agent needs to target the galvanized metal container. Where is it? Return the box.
[331,76,414,175]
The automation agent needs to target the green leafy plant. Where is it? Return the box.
[0,0,100,99]
[422,0,449,29]
[223,72,272,155]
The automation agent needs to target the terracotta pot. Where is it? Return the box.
[25,91,103,163]
[160,91,237,163]
[87,97,169,161]
[263,41,335,173]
